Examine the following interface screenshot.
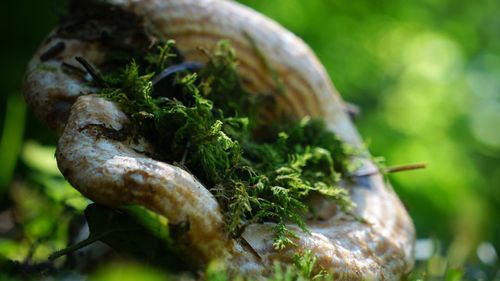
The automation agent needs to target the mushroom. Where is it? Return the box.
[23,0,415,279]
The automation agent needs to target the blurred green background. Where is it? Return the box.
[0,0,499,280]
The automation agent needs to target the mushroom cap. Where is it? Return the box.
[23,0,415,279]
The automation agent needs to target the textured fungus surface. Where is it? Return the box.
[23,0,415,279]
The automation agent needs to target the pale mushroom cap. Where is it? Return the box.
[23,0,415,279]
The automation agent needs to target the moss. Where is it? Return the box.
[94,40,355,249]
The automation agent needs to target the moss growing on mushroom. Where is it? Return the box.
[97,40,355,249]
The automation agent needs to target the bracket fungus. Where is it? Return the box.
[23,0,415,279]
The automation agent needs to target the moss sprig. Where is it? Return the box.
[96,40,355,250]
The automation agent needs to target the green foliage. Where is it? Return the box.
[0,94,26,193]
[98,40,354,249]
[145,39,177,73]
[1,143,86,257]
[202,250,331,281]
[291,250,331,280]
[2,0,500,279]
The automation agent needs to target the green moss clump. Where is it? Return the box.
[97,40,354,249]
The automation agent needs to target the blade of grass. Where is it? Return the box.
[0,94,27,194]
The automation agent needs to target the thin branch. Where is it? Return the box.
[384,163,427,174]
[349,162,427,177]
[48,234,103,261]
[48,227,137,261]
[74,56,105,86]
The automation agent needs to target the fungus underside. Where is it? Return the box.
[95,40,355,250]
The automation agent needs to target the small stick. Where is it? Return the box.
[74,56,105,86]
[384,163,427,174]
[349,162,427,177]
[48,227,137,261]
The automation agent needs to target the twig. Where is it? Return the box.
[349,162,427,177]
[74,56,105,86]
[48,235,102,261]
[384,163,427,174]
[48,227,137,261]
